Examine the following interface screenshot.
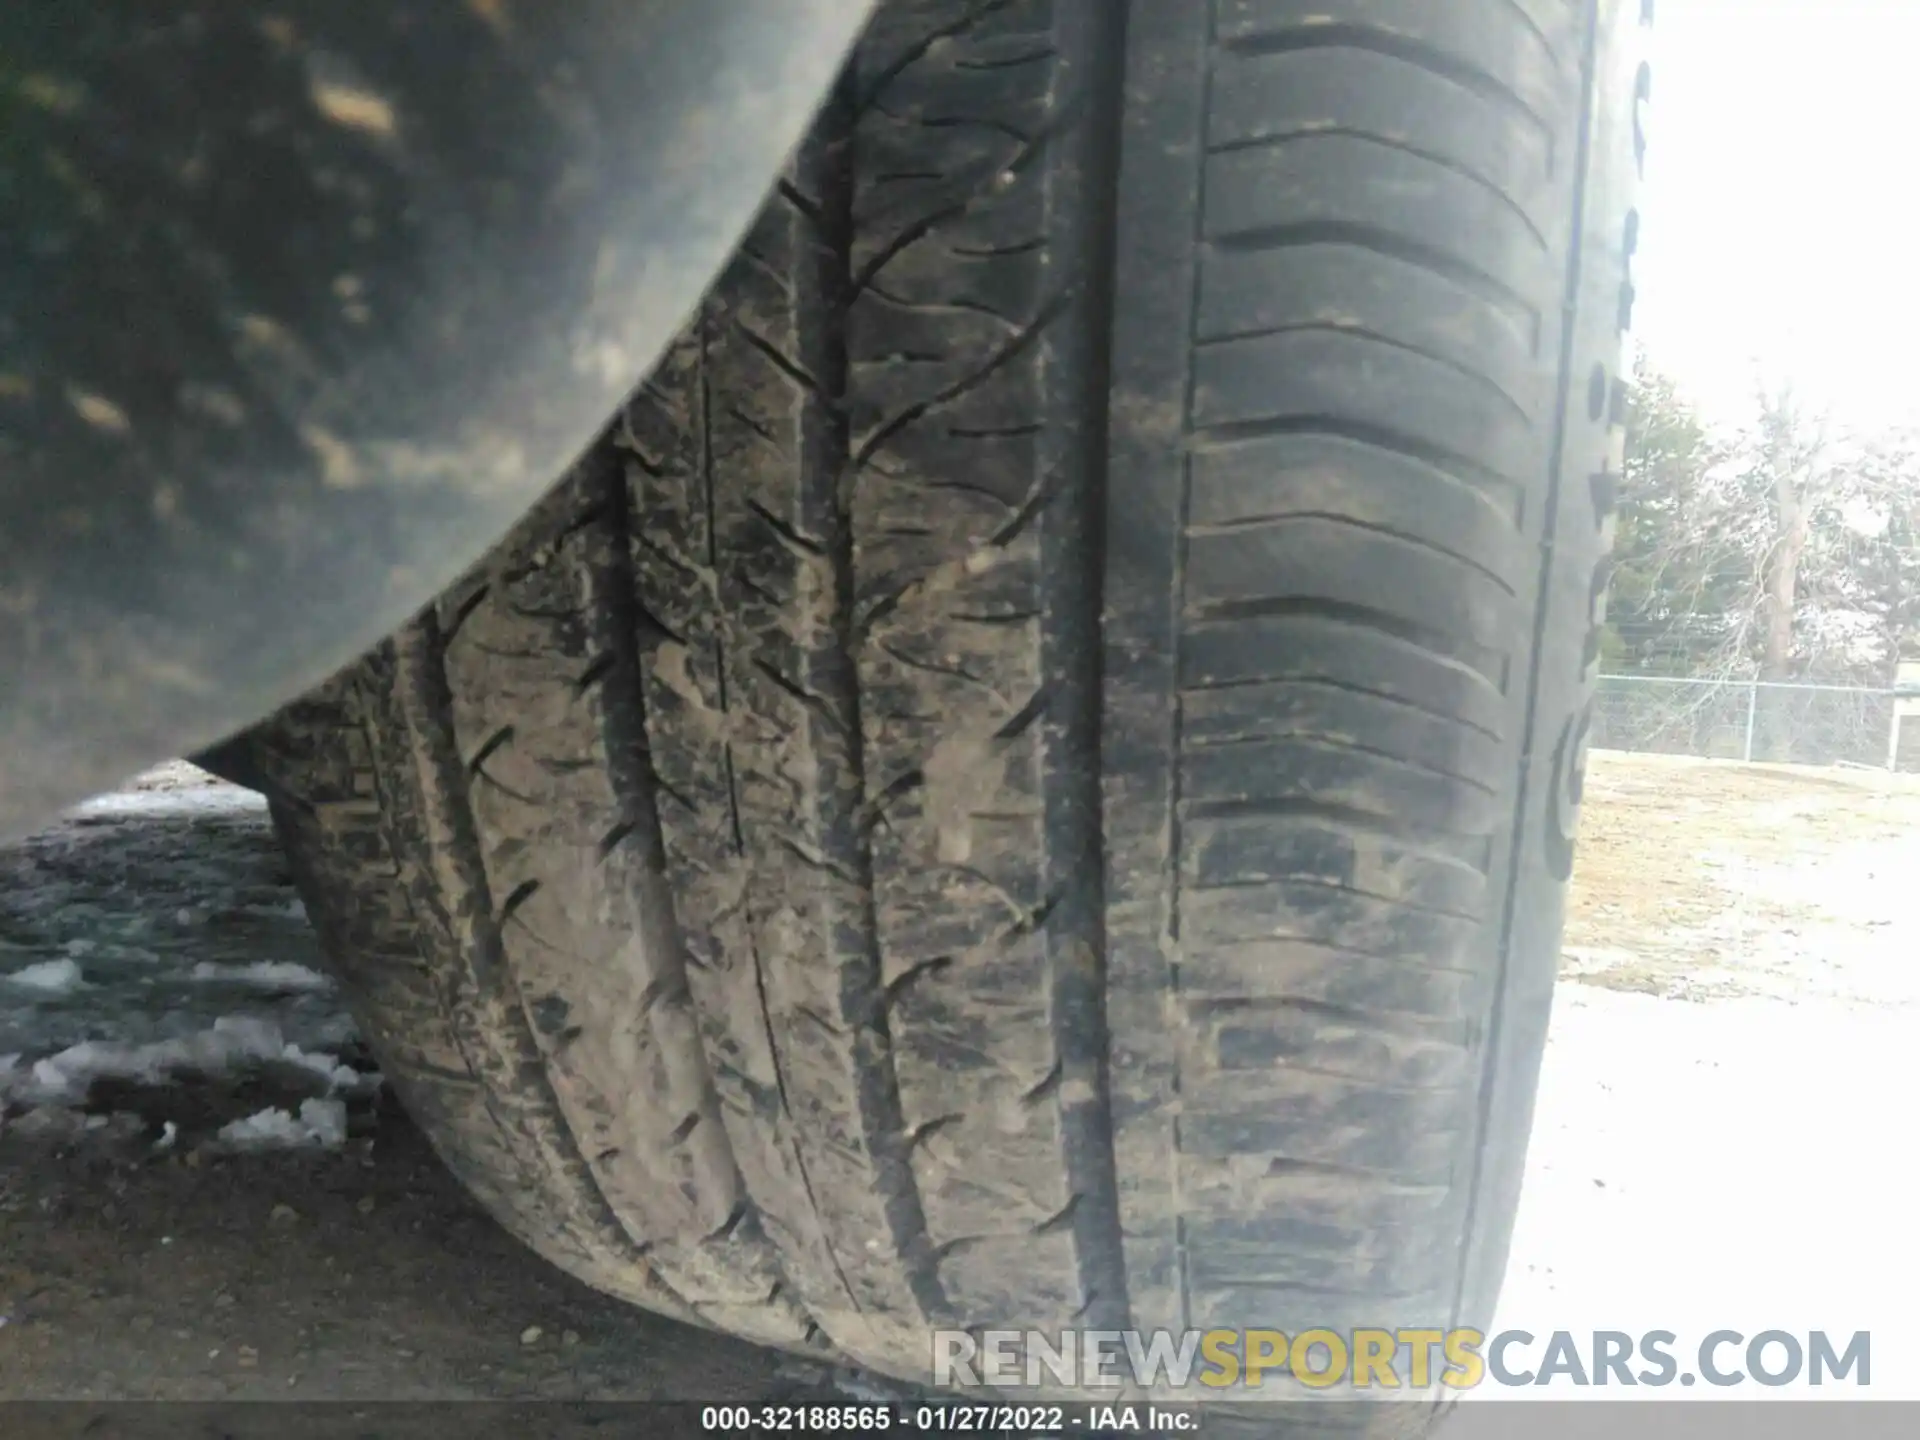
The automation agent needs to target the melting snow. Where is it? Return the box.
[0,1015,378,1107]
[217,1097,350,1151]
[188,962,334,992]
[3,959,89,995]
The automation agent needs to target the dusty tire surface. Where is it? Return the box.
[251,0,1648,1411]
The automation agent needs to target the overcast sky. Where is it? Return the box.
[1634,0,1916,436]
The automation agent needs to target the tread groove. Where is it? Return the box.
[1033,0,1133,1335]
[1189,414,1526,506]
[1179,673,1504,745]
[1184,595,1507,690]
[853,295,1068,468]
[1183,796,1491,861]
[709,73,957,1334]
[1185,508,1521,597]
[1497,0,1568,71]
[1186,873,1486,930]
[1190,319,1534,425]
[1203,128,1549,251]
[1264,1156,1450,1193]
[1216,24,1552,142]
[1183,727,1502,796]
[389,614,695,1312]
[581,448,814,1336]
[853,0,1026,114]
[1189,992,1471,1044]
[1210,935,1482,982]
[1206,221,1540,340]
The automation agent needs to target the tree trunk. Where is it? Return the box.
[1758,466,1809,759]
[1763,471,1806,680]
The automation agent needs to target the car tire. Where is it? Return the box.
[249,0,1647,1412]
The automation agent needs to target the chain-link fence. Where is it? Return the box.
[1590,674,1902,768]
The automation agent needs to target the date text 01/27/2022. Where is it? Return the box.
[698,1402,1204,1432]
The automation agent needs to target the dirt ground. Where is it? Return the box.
[1563,749,1920,1004]
[0,1120,808,1402]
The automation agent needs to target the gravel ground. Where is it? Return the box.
[0,756,1910,1407]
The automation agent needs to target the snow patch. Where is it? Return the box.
[0,1015,378,1107]
[188,961,334,992]
[63,786,266,820]
[4,959,88,995]
[217,1098,349,1151]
